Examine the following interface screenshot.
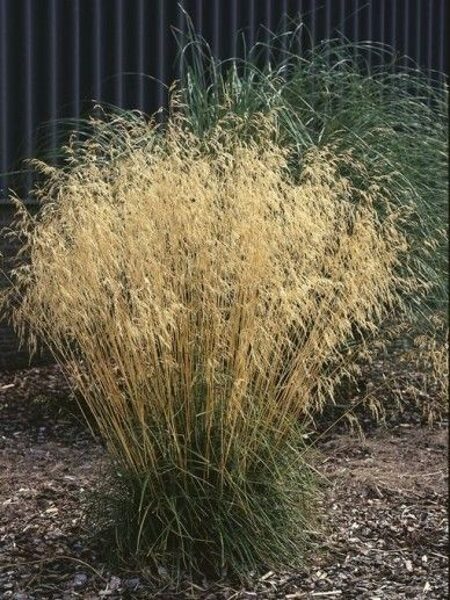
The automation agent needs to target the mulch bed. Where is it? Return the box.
[0,366,448,599]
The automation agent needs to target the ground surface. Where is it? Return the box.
[0,366,448,599]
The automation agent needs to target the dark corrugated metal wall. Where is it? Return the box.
[0,0,448,204]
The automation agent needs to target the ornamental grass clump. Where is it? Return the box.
[5,112,412,578]
[176,25,448,424]
[178,27,448,315]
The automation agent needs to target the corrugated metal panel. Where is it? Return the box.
[0,0,447,202]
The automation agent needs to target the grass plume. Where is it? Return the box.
[176,26,448,315]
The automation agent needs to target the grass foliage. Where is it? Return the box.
[175,22,448,425]
[3,109,414,577]
[177,25,448,313]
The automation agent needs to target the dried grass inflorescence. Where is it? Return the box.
[4,113,413,577]
[179,30,449,413]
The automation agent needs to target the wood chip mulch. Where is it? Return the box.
[0,366,448,599]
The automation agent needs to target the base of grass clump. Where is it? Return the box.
[90,422,317,581]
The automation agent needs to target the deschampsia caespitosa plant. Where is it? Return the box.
[5,113,415,577]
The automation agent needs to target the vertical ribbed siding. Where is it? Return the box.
[93,0,102,104]
[24,0,33,192]
[157,0,166,113]
[48,0,58,158]
[114,0,123,107]
[378,0,385,46]
[212,0,220,58]
[0,0,447,203]
[438,0,446,81]
[73,1,80,122]
[0,0,7,197]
